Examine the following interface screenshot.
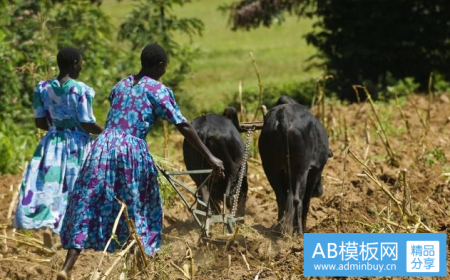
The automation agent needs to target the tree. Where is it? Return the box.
[224,0,310,30]
[118,0,204,91]
[0,0,122,173]
[228,0,450,100]
[306,0,450,99]
[52,0,122,99]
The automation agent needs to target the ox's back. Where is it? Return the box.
[260,103,328,170]
[188,114,244,166]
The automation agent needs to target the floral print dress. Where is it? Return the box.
[61,76,187,255]
[14,79,96,234]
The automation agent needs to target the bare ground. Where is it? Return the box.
[0,94,449,280]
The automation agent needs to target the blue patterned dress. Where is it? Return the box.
[14,79,97,234]
[61,76,187,255]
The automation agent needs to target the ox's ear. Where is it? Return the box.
[223,107,241,132]
[276,95,298,106]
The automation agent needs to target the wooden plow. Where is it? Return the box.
[157,121,264,239]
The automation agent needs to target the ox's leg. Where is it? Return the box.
[301,168,322,233]
[265,170,287,225]
[293,171,308,235]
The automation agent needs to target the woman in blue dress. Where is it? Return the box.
[14,47,103,248]
[57,44,224,280]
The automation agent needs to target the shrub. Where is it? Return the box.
[0,119,38,175]
[386,76,420,98]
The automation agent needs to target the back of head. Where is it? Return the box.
[57,47,81,71]
[141,43,168,69]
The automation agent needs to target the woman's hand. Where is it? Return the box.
[207,155,225,178]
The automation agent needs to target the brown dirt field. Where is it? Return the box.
[0,94,449,280]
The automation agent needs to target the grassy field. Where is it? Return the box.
[102,0,320,115]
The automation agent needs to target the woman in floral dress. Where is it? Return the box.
[57,44,224,280]
[14,47,103,248]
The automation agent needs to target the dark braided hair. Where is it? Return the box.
[140,43,168,69]
[57,47,81,70]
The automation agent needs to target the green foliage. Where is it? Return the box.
[153,155,177,206]
[118,0,204,91]
[423,149,446,167]
[386,76,420,98]
[52,0,123,94]
[0,0,208,175]
[0,119,38,175]
[228,0,450,101]
[305,0,450,99]
[433,73,450,94]
[0,0,127,174]
[0,0,56,125]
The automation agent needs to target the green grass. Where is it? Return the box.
[101,0,320,115]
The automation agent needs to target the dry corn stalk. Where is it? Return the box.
[0,234,53,254]
[410,97,427,130]
[117,198,149,268]
[394,92,413,140]
[91,197,149,280]
[225,226,240,252]
[171,261,190,279]
[349,149,434,233]
[250,52,264,122]
[238,80,246,122]
[426,72,433,133]
[356,85,398,166]
[338,146,349,233]
[100,240,137,280]
[91,201,126,280]
[241,253,251,271]
[185,245,195,280]
[315,71,333,126]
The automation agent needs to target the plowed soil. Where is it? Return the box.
[0,94,449,280]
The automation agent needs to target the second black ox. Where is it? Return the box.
[259,96,331,235]
[183,107,248,216]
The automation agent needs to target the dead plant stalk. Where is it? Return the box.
[426,72,433,133]
[394,92,413,140]
[91,202,126,280]
[338,146,350,232]
[315,73,333,126]
[349,149,434,233]
[250,52,263,122]
[357,85,398,166]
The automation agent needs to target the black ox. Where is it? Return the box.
[183,107,248,216]
[259,96,331,234]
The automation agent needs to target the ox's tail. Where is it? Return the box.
[277,110,295,235]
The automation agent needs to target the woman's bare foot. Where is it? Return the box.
[59,248,81,280]
[56,270,69,280]
[43,228,54,248]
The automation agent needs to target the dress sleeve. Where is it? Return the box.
[153,86,187,125]
[77,83,97,123]
[32,83,46,118]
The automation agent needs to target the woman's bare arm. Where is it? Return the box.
[175,122,224,173]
